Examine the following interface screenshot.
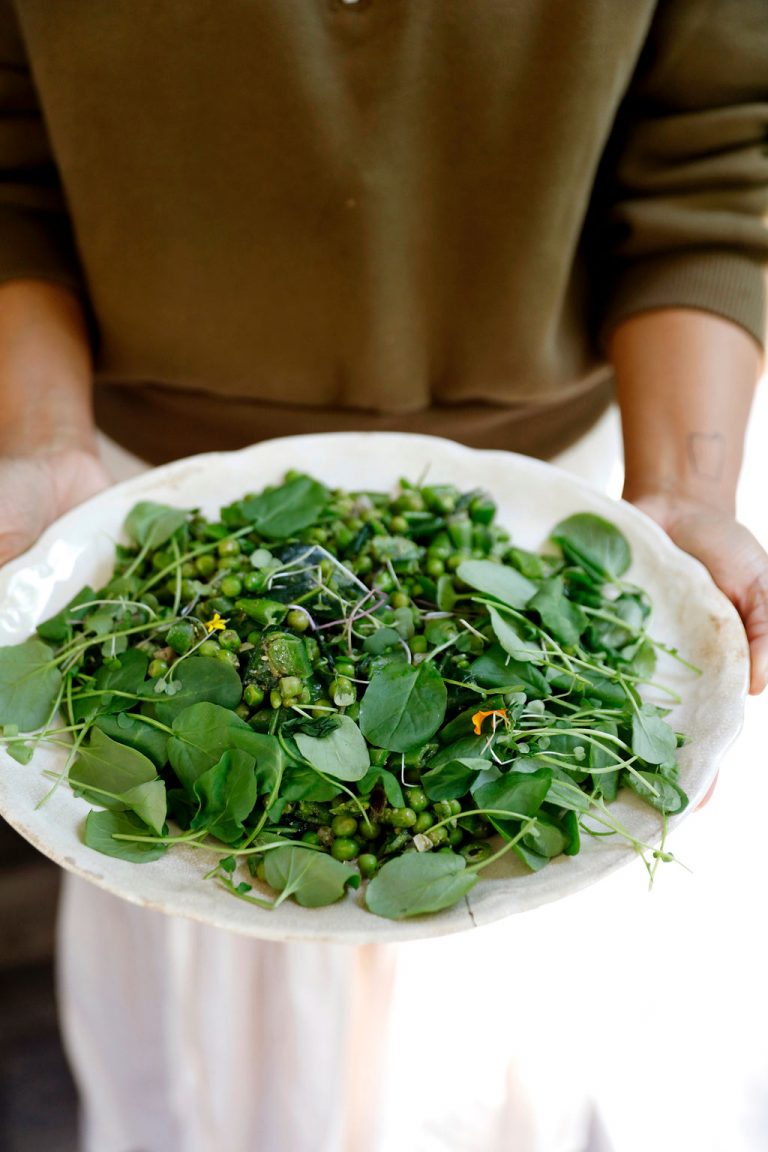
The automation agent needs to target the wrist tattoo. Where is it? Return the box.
[686,432,726,482]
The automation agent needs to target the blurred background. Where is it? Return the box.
[1,381,766,1152]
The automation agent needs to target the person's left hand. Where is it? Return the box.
[630,493,768,696]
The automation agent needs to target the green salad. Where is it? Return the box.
[0,472,694,920]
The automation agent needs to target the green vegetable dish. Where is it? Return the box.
[0,472,696,920]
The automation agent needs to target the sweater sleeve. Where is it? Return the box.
[594,0,768,348]
[0,1,84,293]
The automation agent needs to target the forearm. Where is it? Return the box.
[0,279,96,457]
[610,309,763,516]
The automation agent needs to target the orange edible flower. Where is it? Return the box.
[205,611,228,633]
[471,708,508,736]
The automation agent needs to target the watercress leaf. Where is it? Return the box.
[124,501,188,549]
[279,763,340,803]
[545,772,591,813]
[236,474,329,540]
[421,757,486,801]
[551,513,631,581]
[624,638,657,679]
[37,585,96,642]
[228,730,284,796]
[427,736,495,770]
[94,712,168,770]
[119,779,167,836]
[191,749,258,843]
[365,852,478,919]
[486,606,544,665]
[510,839,550,872]
[356,767,405,808]
[521,812,569,858]
[144,656,242,725]
[631,707,678,766]
[469,646,549,698]
[294,715,370,782]
[70,728,157,808]
[363,627,403,655]
[455,559,537,609]
[168,701,250,791]
[73,647,150,721]
[624,770,688,815]
[84,809,167,862]
[526,576,587,647]
[0,637,62,732]
[360,661,447,753]
[472,767,552,819]
[264,845,359,907]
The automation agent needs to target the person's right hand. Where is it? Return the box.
[0,448,111,566]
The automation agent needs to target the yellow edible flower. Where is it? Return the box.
[205,611,228,633]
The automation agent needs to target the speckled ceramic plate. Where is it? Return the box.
[0,433,749,943]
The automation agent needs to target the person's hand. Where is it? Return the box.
[0,448,111,566]
[630,493,768,696]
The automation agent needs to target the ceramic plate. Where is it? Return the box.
[0,433,749,943]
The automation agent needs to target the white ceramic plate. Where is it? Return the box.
[0,433,749,943]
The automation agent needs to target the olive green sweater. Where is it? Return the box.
[1,1,767,463]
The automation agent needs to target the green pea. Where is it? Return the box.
[448,827,464,847]
[390,516,409,534]
[234,703,251,721]
[330,676,356,707]
[425,556,445,578]
[199,640,220,657]
[331,814,358,838]
[302,831,321,846]
[215,649,239,667]
[148,658,169,678]
[207,596,234,614]
[413,811,435,834]
[244,684,265,708]
[195,553,217,578]
[404,787,429,813]
[358,853,378,878]
[180,579,203,601]
[446,551,471,572]
[218,539,241,557]
[269,689,283,709]
[331,837,360,862]
[382,807,417,829]
[220,575,243,599]
[279,676,303,699]
[409,634,427,654]
[357,818,380,841]
[391,591,410,609]
[243,570,267,594]
[427,826,449,847]
[218,628,241,652]
[286,608,310,632]
[152,549,172,571]
[334,660,356,679]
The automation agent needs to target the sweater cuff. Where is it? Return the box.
[0,205,86,297]
[600,250,767,351]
